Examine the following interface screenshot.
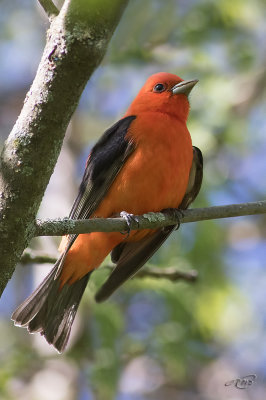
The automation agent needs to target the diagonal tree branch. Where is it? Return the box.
[33,200,266,237]
[0,0,129,296]
[38,0,59,20]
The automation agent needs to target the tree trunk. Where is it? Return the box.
[0,0,129,296]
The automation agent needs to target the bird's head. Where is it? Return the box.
[126,72,198,122]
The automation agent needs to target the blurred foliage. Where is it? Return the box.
[0,0,266,399]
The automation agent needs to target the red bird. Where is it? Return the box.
[12,72,203,352]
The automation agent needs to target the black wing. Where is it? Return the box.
[95,146,203,302]
[56,115,136,274]
[178,146,203,209]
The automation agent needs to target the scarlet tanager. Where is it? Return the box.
[12,72,203,352]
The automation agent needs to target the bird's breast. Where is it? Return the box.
[95,112,193,217]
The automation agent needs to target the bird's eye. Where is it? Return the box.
[153,83,166,93]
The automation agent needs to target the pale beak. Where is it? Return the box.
[171,79,198,96]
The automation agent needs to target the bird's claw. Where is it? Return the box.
[162,208,184,230]
[120,211,140,237]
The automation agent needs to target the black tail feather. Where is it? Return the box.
[12,262,91,353]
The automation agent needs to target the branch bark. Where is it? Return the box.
[0,0,129,296]
[33,200,266,237]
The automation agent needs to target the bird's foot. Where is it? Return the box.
[120,211,140,237]
[161,208,184,230]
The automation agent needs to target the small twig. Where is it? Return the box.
[38,0,59,20]
[33,200,266,237]
[133,266,198,282]
[20,250,197,282]
[20,249,57,265]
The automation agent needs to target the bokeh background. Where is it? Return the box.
[1,0,266,399]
